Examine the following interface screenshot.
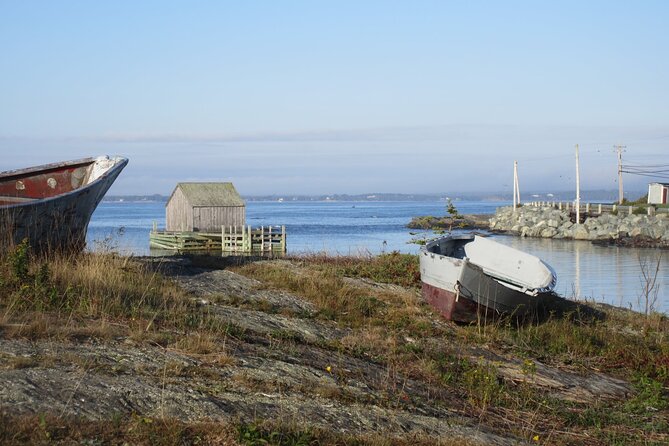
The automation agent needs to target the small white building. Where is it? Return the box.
[648,182,669,205]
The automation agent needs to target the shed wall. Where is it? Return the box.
[193,206,246,232]
[648,184,668,205]
[166,188,193,231]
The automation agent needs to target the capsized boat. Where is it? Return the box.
[420,234,557,322]
[0,156,128,251]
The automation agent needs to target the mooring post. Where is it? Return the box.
[281,225,286,252]
[268,225,272,252]
[598,204,602,214]
[628,206,633,216]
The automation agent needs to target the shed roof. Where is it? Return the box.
[170,182,245,207]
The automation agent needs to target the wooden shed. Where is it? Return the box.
[166,182,246,232]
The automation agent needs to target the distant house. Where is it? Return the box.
[648,182,669,205]
[166,182,246,232]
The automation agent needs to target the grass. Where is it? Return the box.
[232,255,669,444]
[0,239,237,358]
[0,413,482,446]
[1,242,668,445]
[288,251,422,287]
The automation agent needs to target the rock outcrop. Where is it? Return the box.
[490,206,669,243]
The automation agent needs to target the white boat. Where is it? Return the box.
[420,234,557,322]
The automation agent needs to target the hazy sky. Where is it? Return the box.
[1,1,667,196]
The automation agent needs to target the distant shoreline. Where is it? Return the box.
[102,189,643,204]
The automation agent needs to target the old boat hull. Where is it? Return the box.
[420,234,556,322]
[0,156,128,251]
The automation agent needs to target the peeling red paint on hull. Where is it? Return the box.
[0,156,128,252]
[421,281,495,323]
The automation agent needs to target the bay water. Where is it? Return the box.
[87,200,668,313]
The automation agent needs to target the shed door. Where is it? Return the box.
[193,208,200,231]
[664,187,668,205]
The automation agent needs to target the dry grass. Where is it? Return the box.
[233,255,669,445]
[233,259,435,335]
[0,241,197,340]
[0,414,240,446]
[292,251,422,288]
[0,241,247,371]
[0,412,487,446]
[2,243,668,445]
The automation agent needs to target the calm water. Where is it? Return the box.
[87,201,668,313]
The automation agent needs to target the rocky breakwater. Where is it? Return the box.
[490,206,669,245]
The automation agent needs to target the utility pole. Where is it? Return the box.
[513,160,520,210]
[516,162,520,205]
[614,144,627,204]
[575,144,581,224]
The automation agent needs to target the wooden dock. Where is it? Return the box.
[149,225,286,253]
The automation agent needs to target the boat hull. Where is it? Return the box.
[421,281,482,323]
[420,235,554,322]
[0,157,127,252]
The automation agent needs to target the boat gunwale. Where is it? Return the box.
[0,157,97,180]
[420,233,556,294]
[0,157,128,210]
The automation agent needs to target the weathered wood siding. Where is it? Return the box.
[166,183,246,232]
[166,187,193,232]
[193,205,245,232]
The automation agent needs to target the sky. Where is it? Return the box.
[1,1,667,197]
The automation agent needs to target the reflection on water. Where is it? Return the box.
[491,235,668,313]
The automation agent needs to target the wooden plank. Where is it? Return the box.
[152,225,287,253]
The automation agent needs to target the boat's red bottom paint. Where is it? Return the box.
[421,281,490,323]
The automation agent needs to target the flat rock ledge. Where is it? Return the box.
[1,258,638,445]
[490,206,669,246]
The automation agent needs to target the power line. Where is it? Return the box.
[621,171,669,180]
[625,164,669,169]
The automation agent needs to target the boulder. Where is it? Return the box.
[560,221,574,230]
[594,230,613,240]
[572,224,590,240]
[491,206,669,243]
[540,228,558,238]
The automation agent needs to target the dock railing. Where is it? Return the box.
[149,225,286,253]
[519,201,669,217]
[221,225,286,253]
